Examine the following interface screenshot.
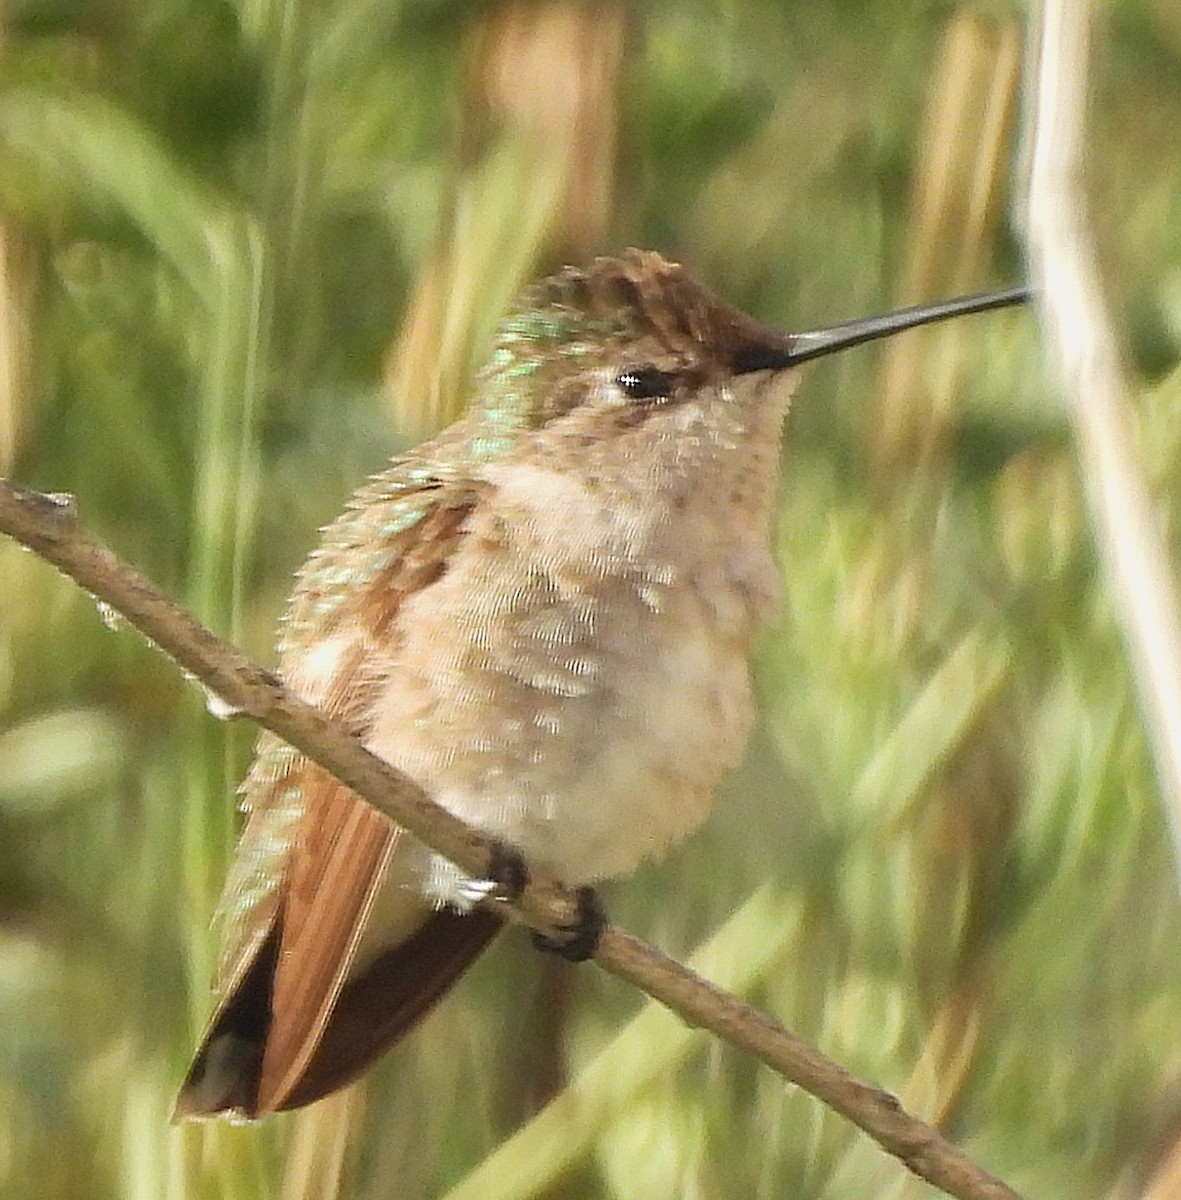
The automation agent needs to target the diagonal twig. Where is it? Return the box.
[0,477,1025,1200]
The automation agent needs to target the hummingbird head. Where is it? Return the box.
[466,249,1029,459]
[468,249,798,448]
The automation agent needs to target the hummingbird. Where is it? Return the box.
[174,249,1028,1120]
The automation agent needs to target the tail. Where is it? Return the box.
[174,906,503,1120]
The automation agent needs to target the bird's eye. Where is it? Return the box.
[615,366,677,401]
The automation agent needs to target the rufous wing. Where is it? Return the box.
[254,770,398,1114]
[175,473,497,1120]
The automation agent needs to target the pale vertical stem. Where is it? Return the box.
[0,222,30,475]
[925,24,1021,440]
[1025,0,1181,881]
[385,0,625,441]
[872,14,1020,477]
[0,18,21,475]
[872,16,977,474]
[282,1087,358,1200]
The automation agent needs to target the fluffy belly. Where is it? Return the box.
[365,567,758,891]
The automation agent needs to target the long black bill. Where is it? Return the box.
[734,285,1031,374]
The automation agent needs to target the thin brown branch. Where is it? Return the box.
[0,476,1025,1200]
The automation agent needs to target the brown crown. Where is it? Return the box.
[527,249,794,371]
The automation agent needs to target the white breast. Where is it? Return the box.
[365,449,779,896]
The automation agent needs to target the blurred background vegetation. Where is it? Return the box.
[0,1,1179,1198]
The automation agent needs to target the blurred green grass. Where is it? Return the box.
[0,2,1180,1199]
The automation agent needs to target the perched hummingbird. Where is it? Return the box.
[175,250,1027,1119]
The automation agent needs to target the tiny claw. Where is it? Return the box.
[453,876,499,909]
[486,841,529,902]
[531,886,606,963]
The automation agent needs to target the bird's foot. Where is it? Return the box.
[531,886,606,963]
[430,842,529,912]
[485,840,529,901]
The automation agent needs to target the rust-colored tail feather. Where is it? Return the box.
[276,906,502,1111]
[174,908,502,1120]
